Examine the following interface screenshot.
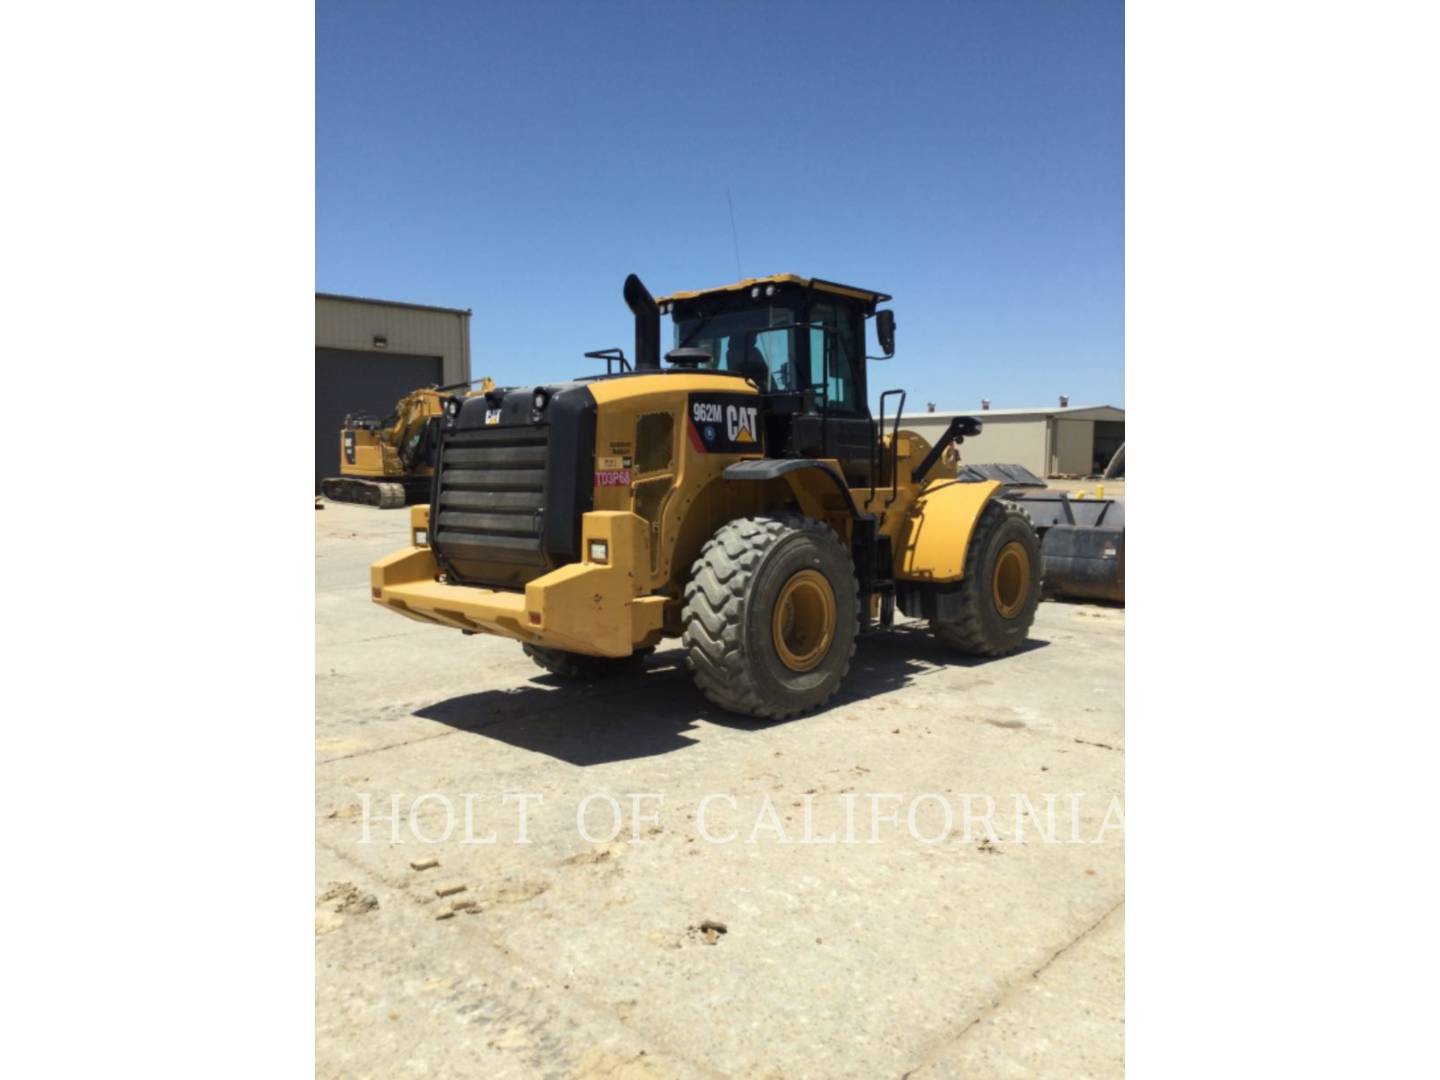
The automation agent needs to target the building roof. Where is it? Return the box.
[316,292,471,316]
[917,404,1124,420]
[656,274,892,305]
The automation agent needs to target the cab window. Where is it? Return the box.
[751,327,798,390]
[673,306,797,390]
[807,301,861,414]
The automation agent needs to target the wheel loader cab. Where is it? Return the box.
[658,276,883,484]
[370,272,1042,721]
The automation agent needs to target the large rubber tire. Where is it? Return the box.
[522,643,653,680]
[930,499,1041,656]
[682,514,859,720]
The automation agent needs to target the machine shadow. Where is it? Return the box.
[1043,595,1126,611]
[413,626,1049,766]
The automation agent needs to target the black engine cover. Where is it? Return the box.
[429,383,597,589]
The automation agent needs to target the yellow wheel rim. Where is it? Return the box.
[992,541,1030,619]
[771,569,837,672]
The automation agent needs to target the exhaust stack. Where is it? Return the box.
[623,273,661,371]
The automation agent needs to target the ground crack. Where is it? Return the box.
[1074,736,1122,751]
[899,899,1124,1078]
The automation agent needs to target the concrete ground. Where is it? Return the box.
[316,499,1125,1079]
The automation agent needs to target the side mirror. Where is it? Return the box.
[875,309,896,358]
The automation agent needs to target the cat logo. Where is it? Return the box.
[687,393,765,454]
[485,409,502,426]
[726,404,758,443]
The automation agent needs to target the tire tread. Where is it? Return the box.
[682,514,858,720]
[930,500,1039,656]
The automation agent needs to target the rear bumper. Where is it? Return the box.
[370,507,665,657]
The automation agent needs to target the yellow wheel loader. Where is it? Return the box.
[371,274,1040,719]
[321,379,493,508]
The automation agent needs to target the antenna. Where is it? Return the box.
[726,186,743,279]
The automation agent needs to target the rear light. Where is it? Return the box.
[588,540,609,563]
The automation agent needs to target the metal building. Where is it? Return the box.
[905,404,1125,478]
[315,293,472,491]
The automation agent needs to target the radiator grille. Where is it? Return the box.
[433,426,549,586]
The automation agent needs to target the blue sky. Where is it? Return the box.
[317,0,1123,410]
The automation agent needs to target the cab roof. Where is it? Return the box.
[656,274,892,306]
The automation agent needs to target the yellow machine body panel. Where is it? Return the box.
[847,430,1000,584]
[588,372,766,597]
[373,506,666,657]
[338,428,402,479]
[891,476,1003,581]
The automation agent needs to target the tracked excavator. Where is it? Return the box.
[320,378,493,508]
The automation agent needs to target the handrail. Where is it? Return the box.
[885,390,906,506]
[584,348,630,375]
[871,389,906,507]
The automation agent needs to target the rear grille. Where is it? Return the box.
[433,427,550,586]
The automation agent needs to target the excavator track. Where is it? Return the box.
[319,477,408,509]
